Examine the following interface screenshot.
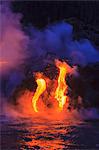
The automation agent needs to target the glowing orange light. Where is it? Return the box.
[0,61,8,66]
[32,59,71,113]
[55,60,68,111]
[32,78,46,112]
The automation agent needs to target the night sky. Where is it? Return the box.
[12,1,99,28]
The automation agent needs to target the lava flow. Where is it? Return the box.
[32,59,71,113]
[55,60,68,111]
[32,78,46,112]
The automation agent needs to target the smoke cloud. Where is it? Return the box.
[0,2,29,115]
[1,2,99,74]
[27,22,99,66]
[0,2,99,120]
[0,2,28,74]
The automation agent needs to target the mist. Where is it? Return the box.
[27,22,99,66]
[0,2,99,120]
[0,2,28,75]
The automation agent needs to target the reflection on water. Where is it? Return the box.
[1,117,99,150]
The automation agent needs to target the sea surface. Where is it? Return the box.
[1,116,99,150]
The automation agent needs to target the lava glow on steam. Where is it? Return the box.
[32,59,70,113]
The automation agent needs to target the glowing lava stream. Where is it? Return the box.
[32,78,46,112]
[55,60,68,111]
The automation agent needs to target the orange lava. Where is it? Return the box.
[32,78,46,112]
[55,60,68,111]
[32,59,71,113]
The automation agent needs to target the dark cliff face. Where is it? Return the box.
[68,62,99,108]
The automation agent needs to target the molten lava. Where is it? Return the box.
[32,59,70,113]
[55,60,68,111]
[32,78,46,112]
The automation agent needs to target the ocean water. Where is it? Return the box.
[1,116,99,150]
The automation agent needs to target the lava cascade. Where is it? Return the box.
[32,59,72,113]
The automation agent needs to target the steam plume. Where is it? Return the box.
[0,2,28,74]
[27,22,99,66]
[0,2,99,119]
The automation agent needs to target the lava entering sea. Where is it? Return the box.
[31,59,75,113]
[3,58,79,119]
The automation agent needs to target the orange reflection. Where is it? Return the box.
[18,119,74,150]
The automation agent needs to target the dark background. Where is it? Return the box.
[12,1,99,28]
